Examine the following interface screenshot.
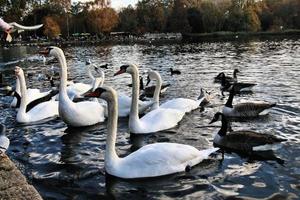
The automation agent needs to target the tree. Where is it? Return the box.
[86,7,118,34]
[118,6,138,32]
[43,16,61,38]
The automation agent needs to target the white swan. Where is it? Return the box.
[147,70,207,113]
[11,76,51,108]
[15,67,58,123]
[40,47,105,127]
[114,64,185,134]
[0,124,9,154]
[84,86,219,179]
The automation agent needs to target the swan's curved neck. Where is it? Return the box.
[105,92,119,167]
[129,67,140,123]
[88,65,95,81]
[15,77,20,95]
[152,73,162,109]
[18,73,28,114]
[54,50,69,100]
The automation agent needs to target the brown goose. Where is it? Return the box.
[209,112,286,153]
[223,85,276,118]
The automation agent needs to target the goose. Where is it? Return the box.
[223,85,276,118]
[209,112,286,153]
[84,86,219,179]
[0,18,43,42]
[0,124,9,154]
[219,73,256,96]
[114,64,185,134]
[214,69,239,83]
[147,70,208,113]
[40,47,105,127]
[15,67,59,123]
[170,68,181,76]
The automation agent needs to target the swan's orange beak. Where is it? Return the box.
[114,69,126,76]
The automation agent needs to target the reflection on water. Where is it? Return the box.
[0,38,300,199]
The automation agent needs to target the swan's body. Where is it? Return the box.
[40,47,105,127]
[210,112,286,153]
[0,124,9,154]
[15,67,58,124]
[114,64,185,134]
[84,86,219,179]
[10,77,51,108]
[223,86,276,118]
[147,70,206,113]
[117,93,153,117]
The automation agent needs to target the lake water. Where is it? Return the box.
[0,38,300,199]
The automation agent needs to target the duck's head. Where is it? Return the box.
[209,112,224,124]
[114,64,138,76]
[84,86,116,102]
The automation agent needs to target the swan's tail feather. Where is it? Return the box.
[199,147,219,158]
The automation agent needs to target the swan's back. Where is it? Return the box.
[110,143,217,179]
[134,108,185,133]
[160,98,199,113]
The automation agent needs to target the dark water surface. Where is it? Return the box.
[0,38,300,199]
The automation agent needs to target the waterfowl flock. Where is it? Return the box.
[0,46,286,181]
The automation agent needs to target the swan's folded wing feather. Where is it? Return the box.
[118,143,204,178]
[160,98,198,113]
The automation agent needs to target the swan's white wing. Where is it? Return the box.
[9,22,43,32]
[111,143,218,179]
[0,135,10,153]
[160,98,199,113]
[60,101,105,127]
[27,101,58,122]
[137,108,185,133]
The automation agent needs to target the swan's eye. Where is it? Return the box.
[120,65,129,71]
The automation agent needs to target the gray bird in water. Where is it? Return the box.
[0,124,9,154]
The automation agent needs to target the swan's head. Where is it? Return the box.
[209,112,224,124]
[84,86,117,102]
[39,46,62,57]
[146,70,161,86]
[114,64,138,76]
[14,66,24,77]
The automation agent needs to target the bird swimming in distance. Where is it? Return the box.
[170,68,181,76]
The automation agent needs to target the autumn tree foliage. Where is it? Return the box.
[43,16,61,38]
[0,0,299,37]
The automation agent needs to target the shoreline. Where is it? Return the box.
[0,154,42,199]
[1,30,300,48]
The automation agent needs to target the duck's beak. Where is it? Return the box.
[114,69,126,76]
